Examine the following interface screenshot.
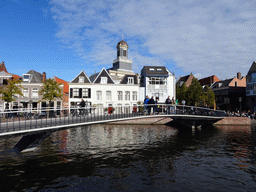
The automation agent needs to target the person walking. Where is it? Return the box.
[165,96,171,114]
[154,97,159,115]
[171,96,176,114]
[78,99,86,115]
[144,96,149,115]
[148,96,155,115]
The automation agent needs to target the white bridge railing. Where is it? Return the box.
[0,104,226,135]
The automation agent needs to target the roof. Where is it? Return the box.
[70,70,91,84]
[12,74,20,80]
[0,62,8,73]
[211,78,233,89]
[199,75,220,86]
[117,40,128,46]
[141,66,169,76]
[247,61,256,75]
[54,76,69,93]
[120,74,138,84]
[20,70,43,83]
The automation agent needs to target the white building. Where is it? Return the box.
[69,40,140,113]
[140,66,175,103]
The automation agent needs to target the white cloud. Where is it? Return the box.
[49,0,256,79]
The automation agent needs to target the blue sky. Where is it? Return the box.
[1,0,256,82]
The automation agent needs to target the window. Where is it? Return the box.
[23,88,29,97]
[123,50,127,57]
[118,91,123,101]
[149,68,155,71]
[125,91,130,101]
[106,91,112,100]
[157,68,162,71]
[101,77,107,84]
[73,88,79,98]
[235,82,237,87]
[23,74,31,82]
[82,88,90,98]
[79,76,84,83]
[128,77,134,84]
[132,91,137,101]
[32,88,38,98]
[97,91,102,100]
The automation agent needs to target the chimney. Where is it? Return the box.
[237,72,241,80]
[42,72,46,82]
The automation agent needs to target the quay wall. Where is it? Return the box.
[108,116,251,125]
[214,117,251,125]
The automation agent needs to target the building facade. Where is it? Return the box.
[140,66,175,103]
[69,40,141,114]
[246,61,256,112]
[211,72,246,111]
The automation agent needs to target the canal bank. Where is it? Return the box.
[108,116,251,125]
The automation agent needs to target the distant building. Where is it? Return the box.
[140,66,175,103]
[0,62,20,110]
[211,72,246,111]
[246,61,256,112]
[199,75,220,88]
[176,73,195,87]
[10,70,63,110]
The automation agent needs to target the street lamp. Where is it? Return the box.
[182,100,186,113]
[239,97,242,117]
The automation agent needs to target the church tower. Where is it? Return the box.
[112,39,132,71]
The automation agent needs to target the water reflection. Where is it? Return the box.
[0,124,256,191]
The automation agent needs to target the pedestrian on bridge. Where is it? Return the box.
[148,96,155,115]
[144,96,149,114]
[165,96,171,114]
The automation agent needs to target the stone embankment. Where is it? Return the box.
[108,116,252,125]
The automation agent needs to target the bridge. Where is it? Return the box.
[0,104,225,152]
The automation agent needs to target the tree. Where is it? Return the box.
[204,86,215,108]
[39,78,63,109]
[186,78,203,106]
[0,79,23,109]
[176,83,187,104]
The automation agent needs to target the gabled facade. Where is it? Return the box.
[10,70,63,110]
[54,76,69,109]
[176,73,195,87]
[69,40,140,114]
[211,72,246,111]
[140,66,175,103]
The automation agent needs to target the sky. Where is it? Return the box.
[1,0,256,82]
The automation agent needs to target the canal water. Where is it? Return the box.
[0,124,256,191]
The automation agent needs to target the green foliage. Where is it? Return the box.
[0,79,23,103]
[39,78,63,105]
[185,78,203,106]
[176,83,187,104]
[204,86,215,107]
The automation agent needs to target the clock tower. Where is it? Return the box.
[112,39,132,71]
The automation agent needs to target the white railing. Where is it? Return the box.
[0,104,225,135]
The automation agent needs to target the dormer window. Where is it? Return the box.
[149,68,155,71]
[157,68,162,71]
[23,74,31,82]
[79,76,84,83]
[128,77,134,84]
[101,77,107,84]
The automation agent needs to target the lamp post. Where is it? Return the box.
[239,97,242,117]
[182,100,186,113]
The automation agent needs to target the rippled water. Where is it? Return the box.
[0,124,256,191]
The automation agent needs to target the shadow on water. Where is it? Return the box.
[0,123,254,191]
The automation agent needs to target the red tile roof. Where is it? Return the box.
[54,76,69,93]
[0,62,8,73]
[199,75,220,86]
